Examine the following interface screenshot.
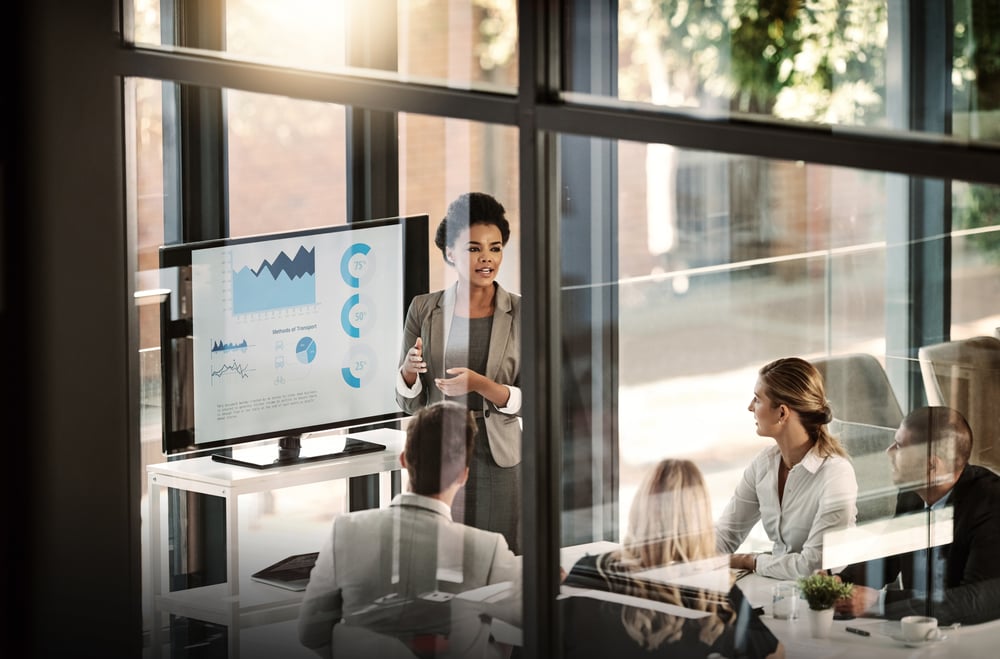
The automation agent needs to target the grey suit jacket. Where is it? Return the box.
[297,493,521,653]
[396,283,522,467]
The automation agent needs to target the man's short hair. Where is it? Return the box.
[901,406,974,470]
[404,401,476,495]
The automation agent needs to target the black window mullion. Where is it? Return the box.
[885,0,952,412]
[162,0,230,619]
[174,0,229,242]
[346,108,399,223]
[345,0,400,510]
[177,82,229,241]
[559,0,619,548]
[345,0,399,224]
[521,2,564,659]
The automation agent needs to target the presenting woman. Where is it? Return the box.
[563,459,784,659]
[396,192,522,553]
[715,357,858,580]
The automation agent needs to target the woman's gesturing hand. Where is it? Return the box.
[435,367,480,397]
[401,337,427,383]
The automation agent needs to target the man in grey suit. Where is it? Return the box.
[298,401,521,658]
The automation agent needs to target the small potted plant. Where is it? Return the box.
[796,573,854,638]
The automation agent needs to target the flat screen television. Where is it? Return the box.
[158,214,428,468]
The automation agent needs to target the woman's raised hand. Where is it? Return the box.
[402,337,427,378]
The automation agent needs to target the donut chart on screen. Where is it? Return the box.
[341,345,378,388]
[340,242,375,288]
[340,294,377,339]
[338,241,380,387]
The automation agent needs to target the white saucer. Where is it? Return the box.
[889,632,948,648]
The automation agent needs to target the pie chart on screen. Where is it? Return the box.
[296,336,317,364]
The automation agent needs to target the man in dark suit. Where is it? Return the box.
[835,406,1000,625]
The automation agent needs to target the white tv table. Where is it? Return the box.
[146,427,406,658]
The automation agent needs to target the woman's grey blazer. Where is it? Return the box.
[396,283,522,467]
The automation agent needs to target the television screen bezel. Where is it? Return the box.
[157,214,429,458]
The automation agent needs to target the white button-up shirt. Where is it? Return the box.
[715,444,858,580]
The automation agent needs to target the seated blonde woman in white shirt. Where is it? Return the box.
[715,357,858,581]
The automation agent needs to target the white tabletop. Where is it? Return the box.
[559,544,1000,657]
[738,573,1000,658]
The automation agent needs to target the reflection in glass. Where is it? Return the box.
[399,114,520,293]
[952,182,1000,340]
[227,90,348,236]
[614,147,893,543]
[298,402,522,657]
[557,128,1000,652]
[557,131,1000,604]
[226,0,347,72]
[616,1,887,121]
[562,459,781,659]
[131,0,518,91]
[400,0,517,90]
[609,1,1000,143]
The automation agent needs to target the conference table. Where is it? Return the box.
[537,542,1000,658]
[734,572,1000,657]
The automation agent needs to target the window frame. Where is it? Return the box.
[113,2,1000,657]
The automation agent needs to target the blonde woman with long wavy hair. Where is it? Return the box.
[563,460,784,659]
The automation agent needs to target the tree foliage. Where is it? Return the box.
[953,1,1000,261]
[623,0,888,124]
[955,184,1000,261]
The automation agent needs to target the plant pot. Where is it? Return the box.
[806,607,835,639]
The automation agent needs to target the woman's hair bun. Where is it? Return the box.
[821,404,833,425]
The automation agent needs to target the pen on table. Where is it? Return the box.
[845,626,870,637]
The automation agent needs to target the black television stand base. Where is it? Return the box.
[210,434,385,470]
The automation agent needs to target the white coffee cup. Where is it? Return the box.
[771,582,800,620]
[900,615,940,643]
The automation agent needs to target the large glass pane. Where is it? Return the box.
[227,90,348,236]
[399,1,518,90]
[394,113,525,642]
[399,114,520,293]
[616,148,894,541]
[938,181,1000,473]
[133,0,162,45]
[131,77,355,654]
[590,1,1000,144]
[131,76,168,646]
[130,0,518,92]
[134,77,523,652]
[557,132,1000,655]
[952,182,1000,340]
[226,0,348,71]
